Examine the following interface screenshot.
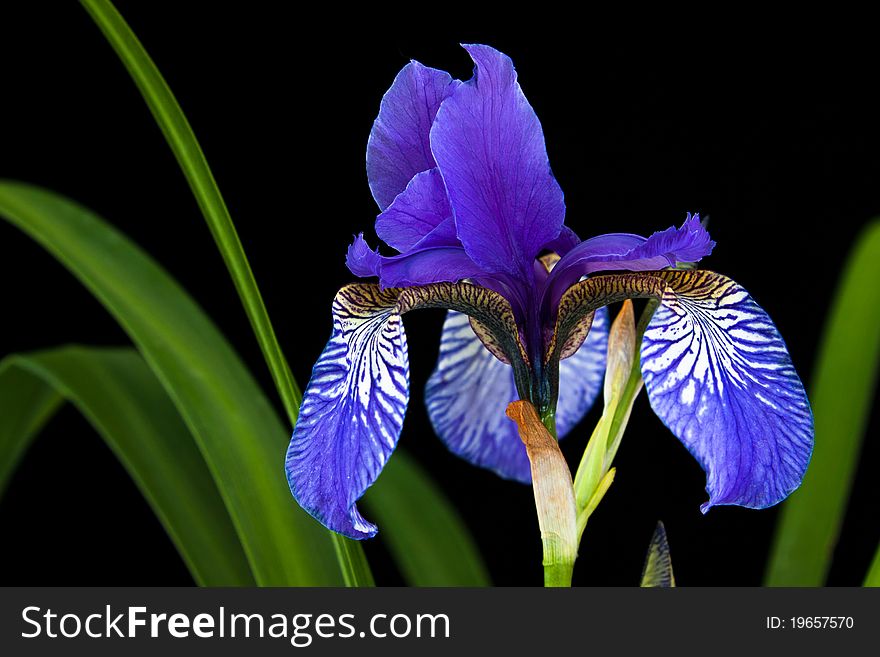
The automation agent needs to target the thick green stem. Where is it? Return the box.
[539,400,574,586]
[507,401,578,588]
[540,407,558,439]
[543,553,575,587]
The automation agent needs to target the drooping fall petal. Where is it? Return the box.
[425,307,608,482]
[288,282,527,538]
[551,269,813,512]
[640,270,813,511]
[286,285,408,540]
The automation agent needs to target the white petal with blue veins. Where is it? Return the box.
[640,271,813,511]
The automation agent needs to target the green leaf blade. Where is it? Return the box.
[865,548,880,587]
[0,181,343,586]
[0,366,63,500]
[78,0,373,585]
[364,451,490,586]
[765,221,880,586]
[78,0,301,424]
[0,347,254,586]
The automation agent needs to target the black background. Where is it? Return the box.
[0,4,878,586]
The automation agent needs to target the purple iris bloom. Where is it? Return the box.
[286,45,813,540]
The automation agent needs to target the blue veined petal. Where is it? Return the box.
[425,312,529,482]
[286,285,409,540]
[425,308,608,482]
[640,272,814,512]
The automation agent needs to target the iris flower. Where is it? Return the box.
[286,44,813,540]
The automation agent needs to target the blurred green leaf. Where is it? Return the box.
[766,221,880,586]
[364,451,491,586]
[0,181,344,585]
[0,182,486,587]
[0,347,254,586]
[0,366,62,500]
[640,521,675,587]
[865,547,880,586]
[79,0,372,585]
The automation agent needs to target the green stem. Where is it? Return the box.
[537,405,571,586]
[540,407,558,439]
[509,400,576,588]
[543,556,574,587]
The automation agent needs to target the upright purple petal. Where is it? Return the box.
[367,62,460,210]
[375,168,452,252]
[545,214,714,310]
[425,308,608,482]
[639,272,813,511]
[430,44,565,278]
[286,286,409,539]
